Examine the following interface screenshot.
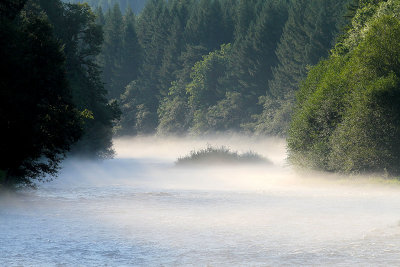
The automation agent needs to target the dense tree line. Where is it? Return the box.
[96,4,142,100]
[288,0,400,174]
[64,0,147,14]
[0,0,119,186]
[98,0,351,136]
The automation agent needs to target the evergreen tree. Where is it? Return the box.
[232,0,288,105]
[102,3,125,99]
[158,0,191,97]
[117,0,170,135]
[233,0,257,41]
[254,0,351,136]
[185,0,227,51]
[120,8,142,95]
[220,0,236,44]
[95,6,106,25]
[268,0,350,99]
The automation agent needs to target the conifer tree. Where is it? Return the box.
[120,8,142,93]
[158,0,190,96]
[268,0,350,99]
[234,0,257,41]
[254,0,350,136]
[185,0,226,51]
[219,0,236,44]
[103,3,124,99]
[232,0,288,102]
[118,0,170,135]
[95,6,105,25]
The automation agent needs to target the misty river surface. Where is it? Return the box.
[2,136,400,266]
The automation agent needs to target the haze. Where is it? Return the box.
[1,136,400,266]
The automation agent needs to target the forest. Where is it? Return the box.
[91,0,351,137]
[1,0,400,186]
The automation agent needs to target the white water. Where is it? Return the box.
[2,136,400,266]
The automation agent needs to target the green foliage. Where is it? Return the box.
[251,96,294,136]
[63,0,147,14]
[185,0,227,51]
[288,1,400,174]
[99,0,351,136]
[118,0,239,135]
[1,0,121,187]
[185,44,251,134]
[231,0,288,99]
[35,0,121,158]
[157,94,191,135]
[157,45,208,135]
[117,80,158,135]
[187,44,232,111]
[0,0,82,186]
[176,145,270,165]
[202,92,245,132]
[100,4,142,100]
[116,0,170,134]
[254,0,351,136]
[101,4,125,99]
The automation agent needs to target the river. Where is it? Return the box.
[1,136,400,266]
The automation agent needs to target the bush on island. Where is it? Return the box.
[176,145,271,166]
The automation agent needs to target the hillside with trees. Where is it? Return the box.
[99,0,351,136]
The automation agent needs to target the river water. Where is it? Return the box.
[1,136,400,266]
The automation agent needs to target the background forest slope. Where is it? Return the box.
[84,0,352,136]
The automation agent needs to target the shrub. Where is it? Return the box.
[176,145,271,166]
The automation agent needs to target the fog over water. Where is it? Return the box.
[2,135,400,266]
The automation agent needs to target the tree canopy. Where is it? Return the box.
[0,0,120,186]
[288,0,400,174]
[0,0,82,186]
